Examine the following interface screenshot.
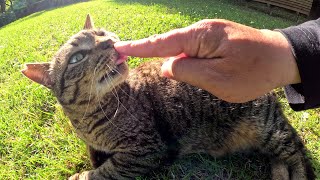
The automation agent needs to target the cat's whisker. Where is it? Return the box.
[75,66,99,130]
[97,100,126,132]
[94,69,124,131]
[109,64,154,110]
[112,65,124,76]
[104,73,120,119]
[105,64,121,114]
[105,65,141,122]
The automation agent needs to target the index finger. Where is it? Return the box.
[114,28,188,58]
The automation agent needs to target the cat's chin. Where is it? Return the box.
[98,63,127,83]
[96,63,128,95]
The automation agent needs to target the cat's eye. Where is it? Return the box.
[69,52,85,64]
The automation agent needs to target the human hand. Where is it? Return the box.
[115,19,300,103]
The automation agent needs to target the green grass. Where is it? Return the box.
[0,0,319,179]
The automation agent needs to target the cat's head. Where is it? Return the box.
[22,15,128,105]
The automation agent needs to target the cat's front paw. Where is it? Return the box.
[68,171,90,180]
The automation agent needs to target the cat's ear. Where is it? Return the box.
[84,14,94,29]
[21,63,53,89]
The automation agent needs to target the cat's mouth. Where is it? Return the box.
[116,54,127,65]
[98,55,128,83]
[99,64,121,83]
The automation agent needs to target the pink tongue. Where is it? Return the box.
[116,54,128,65]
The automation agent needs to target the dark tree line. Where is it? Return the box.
[0,0,7,13]
[1,0,13,13]
[0,0,40,13]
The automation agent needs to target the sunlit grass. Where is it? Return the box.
[0,0,318,179]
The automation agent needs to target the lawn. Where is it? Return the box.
[0,0,319,179]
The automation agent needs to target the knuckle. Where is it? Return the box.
[148,34,161,43]
[195,19,229,29]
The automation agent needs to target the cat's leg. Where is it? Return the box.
[87,145,114,169]
[209,116,314,180]
[69,151,165,180]
[270,159,289,180]
[259,116,315,180]
[264,137,314,180]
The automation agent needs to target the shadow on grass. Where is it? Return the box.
[142,152,271,180]
[143,151,319,179]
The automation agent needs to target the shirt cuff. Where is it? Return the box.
[284,85,305,104]
[279,19,320,110]
[284,84,309,111]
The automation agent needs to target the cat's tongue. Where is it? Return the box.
[116,54,128,65]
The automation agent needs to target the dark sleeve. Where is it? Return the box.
[279,18,320,111]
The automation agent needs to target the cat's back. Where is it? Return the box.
[125,59,279,136]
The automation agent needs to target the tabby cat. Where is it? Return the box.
[22,15,315,180]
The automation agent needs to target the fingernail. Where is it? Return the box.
[161,62,169,77]
[161,58,173,78]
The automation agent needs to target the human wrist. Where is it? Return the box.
[260,29,301,87]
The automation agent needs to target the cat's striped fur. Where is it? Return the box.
[22,15,315,180]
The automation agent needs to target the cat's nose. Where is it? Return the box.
[98,39,114,50]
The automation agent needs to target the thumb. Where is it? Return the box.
[161,57,220,93]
